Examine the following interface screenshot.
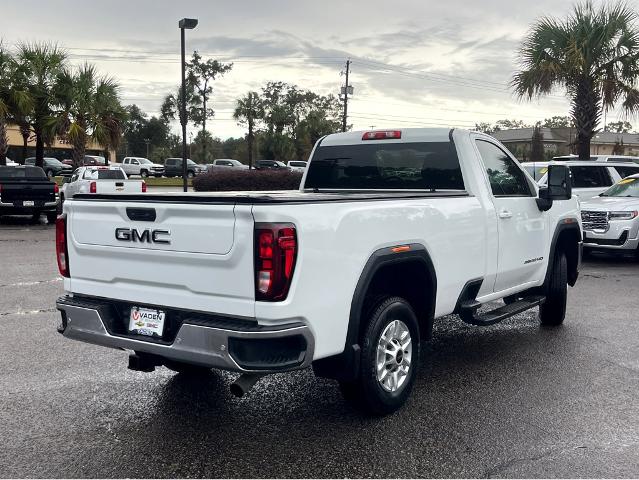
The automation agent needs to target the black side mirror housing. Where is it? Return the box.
[536,165,572,211]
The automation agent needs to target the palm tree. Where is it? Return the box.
[233,91,264,169]
[16,43,66,167]
[49,63,126,168]
[513,2,639,159]
[0,44,32,165]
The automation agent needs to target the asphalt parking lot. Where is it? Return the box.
[0,217,638,478]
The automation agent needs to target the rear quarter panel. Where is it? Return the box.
[253,196,487,359]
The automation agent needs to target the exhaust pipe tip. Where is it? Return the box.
[230,373,264,398]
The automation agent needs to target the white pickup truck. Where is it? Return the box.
[55,128,582,415]
[59,166,146,207]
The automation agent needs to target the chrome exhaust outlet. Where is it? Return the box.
[230,373,264,398]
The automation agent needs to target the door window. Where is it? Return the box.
[132,159,139,165]
[569,166,613,188]
[475,140,533,197]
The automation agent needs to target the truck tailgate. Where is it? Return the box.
[0,181,55,204]
[95,180,144,194]
[65,198,255,317]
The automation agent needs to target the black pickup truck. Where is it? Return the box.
[0,166,59,222]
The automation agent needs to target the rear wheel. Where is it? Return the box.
[339,296,419,415]
[163,359,211,376]
[539,250,567,326]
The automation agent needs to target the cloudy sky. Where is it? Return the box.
[4,0,638,139]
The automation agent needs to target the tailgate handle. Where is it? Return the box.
[126,207,156,222]
[115,182,124,187]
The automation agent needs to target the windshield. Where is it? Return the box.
[600,177,639,197]
[139,159,152,164]
[187,159,197,165]
[83,169,125,180]
[290,161,307,167]
[305,142,465,190]
[46,158,64,167]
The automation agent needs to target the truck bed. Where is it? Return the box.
[72,189,469,204]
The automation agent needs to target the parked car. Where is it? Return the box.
[580,174,639,256]
[0,165,58,222]
[287,160,308,172]
[25,157,73,178]
[163,158,205,178]
[5,157,18,166]
[210,159,248,169]
[59,166,146,208]
[55,128,582,415]
[554,154,639,163]
[120,157,165,178]
[256,159,289,170]
[61,155,109,167]
[522,160,639,199]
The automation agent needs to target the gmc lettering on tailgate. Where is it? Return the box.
[115,228,171,244]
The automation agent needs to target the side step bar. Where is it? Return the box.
[460,295,546,326]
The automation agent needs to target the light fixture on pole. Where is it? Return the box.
[178,17,198,192]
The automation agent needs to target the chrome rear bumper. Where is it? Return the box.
[56,296,314,373]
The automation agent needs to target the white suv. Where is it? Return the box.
[580,174,639,255]
[121,157,165,178]
[523,160,639,199]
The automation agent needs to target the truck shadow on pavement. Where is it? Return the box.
[107,312,585,477]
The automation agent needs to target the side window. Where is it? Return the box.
[475,140,533,197]
[613,165,639,179]
[132,159,139,165]
[123,158,129,164]
[570,166,613,188]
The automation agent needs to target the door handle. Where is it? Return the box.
[499,209,513,219]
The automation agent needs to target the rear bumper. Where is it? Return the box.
[56,296,314,373]
[0,200,57,214]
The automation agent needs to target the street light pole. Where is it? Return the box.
[179,17,198,192]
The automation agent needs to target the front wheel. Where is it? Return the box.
[539,251,567,326]
[46,170,54,179]
[140,170,148,178]
[187,171,195,179]
[339,296,420,415]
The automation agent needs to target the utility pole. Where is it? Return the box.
[341,59,351,132]
[144,138,150,158]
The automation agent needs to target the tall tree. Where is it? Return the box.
[530,123,545,161]
[17,43,66,167]
[233,91,264,169]
[513,2,639,159]
[49,63,126,168]
[186,51,232,159]
[0,45,33,165]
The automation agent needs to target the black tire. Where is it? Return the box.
[46,211,57,224]
[46,169,54,179]
[140,169,149,178]
[187,170,195,179]
[30,212,41,223]
[163,359,211,376]
[539,250,567,326]
[339,296,420,415]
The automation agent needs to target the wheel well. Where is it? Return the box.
[554,225,581,286]
[360,259,435,340]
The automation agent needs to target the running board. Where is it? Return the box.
[459,295,546,326]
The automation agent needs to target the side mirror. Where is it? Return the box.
[537,165,572,211]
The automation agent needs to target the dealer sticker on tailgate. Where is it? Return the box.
[128,307,165,337]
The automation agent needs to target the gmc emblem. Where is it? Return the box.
[115,228,171,244]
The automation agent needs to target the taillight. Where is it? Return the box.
[89,181,96,193]
[255,223,297,301]
[56,214,69,277]
[141,181,147,192]
[362,130,402,140]
[54,183,59,194]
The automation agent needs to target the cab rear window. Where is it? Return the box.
[305,142,465,190]
[83,169,125,180]
[0,166,47,179]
